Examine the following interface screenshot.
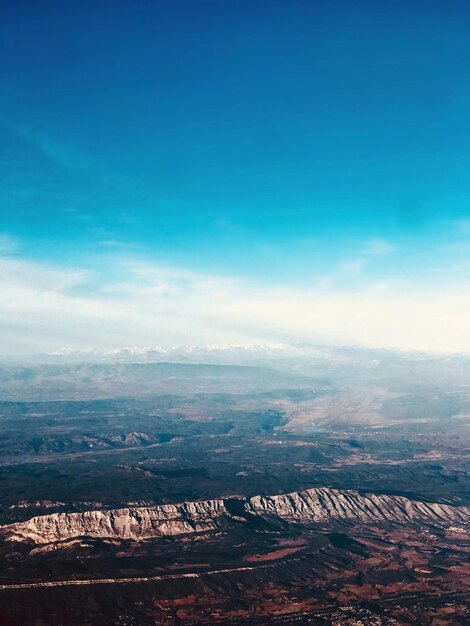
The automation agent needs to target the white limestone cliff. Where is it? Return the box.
[2,487,468,544]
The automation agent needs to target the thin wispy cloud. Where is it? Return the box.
[6,123,93,174]
[0,234,19,255]
[316,239,395,290]
[337,258,368,275]
[362,239,395,256]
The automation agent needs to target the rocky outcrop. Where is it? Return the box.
[2,499,227,544]
[3,488,469,544]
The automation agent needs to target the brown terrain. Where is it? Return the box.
[0,349,468,624]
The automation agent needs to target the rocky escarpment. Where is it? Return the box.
[2,488,469,544]
[2,499,227,544]
[245,489,469,525]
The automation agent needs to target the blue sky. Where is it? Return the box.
[1,1,470,353]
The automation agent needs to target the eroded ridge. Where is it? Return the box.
[2,487,469,544]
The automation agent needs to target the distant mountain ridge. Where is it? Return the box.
[4,487,468,545]
[38,343,435,364]
[0,360,328,401]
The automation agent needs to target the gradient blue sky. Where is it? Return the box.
[1,1,470,353]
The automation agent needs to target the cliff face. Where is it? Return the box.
[3,488,469,544]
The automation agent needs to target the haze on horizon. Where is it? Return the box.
[1,0,470,355]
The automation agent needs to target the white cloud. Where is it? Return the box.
[454,219,470,237]
[1,251,470,355]
[0,234,19,255]
[338,258,367,275]
[315,239,395,289]
[362,239,395,256]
